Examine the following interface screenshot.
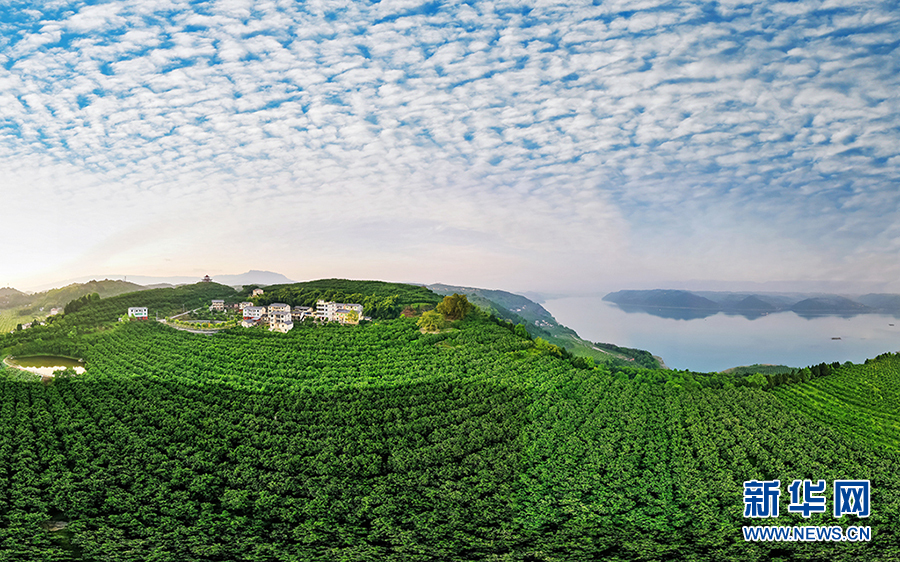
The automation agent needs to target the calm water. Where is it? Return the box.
[8,355,85,376]
[542,297,900,372]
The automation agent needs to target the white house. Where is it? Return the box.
[127,307,148,320]
[241,305,266,328]
[292,306,312,321]
[243,306,266,320]
[268,303,291,314]
[252,288,265,297]
[316,300,364,323]
[269,310,293,333]
[210,299,225,311]
[239,301,253,311]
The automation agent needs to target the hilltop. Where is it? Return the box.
[0,279,149,332]
[0,287,29,309]
[428,283,661,368]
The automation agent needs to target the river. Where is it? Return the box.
[541,296,900,372]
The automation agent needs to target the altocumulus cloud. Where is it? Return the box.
[1,0,899,291]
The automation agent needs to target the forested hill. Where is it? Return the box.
[604,288,899,315]
[2,282,238,343]
[604,289,721,310]
[252,279,441,310]
[0,280,898,560]
[0,287,29,309]
[0,280,154,333]
[0,280,147,314]
[428,283,661,368]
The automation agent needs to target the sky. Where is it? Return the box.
[2,0,899,294]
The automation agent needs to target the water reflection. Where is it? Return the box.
[544,297,900,372]
[6,355,85,377]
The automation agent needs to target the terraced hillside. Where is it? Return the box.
[0,282,898,561]
[773,353,900,450]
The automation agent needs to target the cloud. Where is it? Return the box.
[1,0,899,292]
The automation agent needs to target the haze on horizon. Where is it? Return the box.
[2,1,899,295]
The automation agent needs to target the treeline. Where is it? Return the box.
[744,361,843,390]
[601,360,847,392]
[63,292,100,314]
[722,364,793,376]
[256,280,440,306]
[592,341,660,369]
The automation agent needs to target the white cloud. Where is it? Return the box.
[0,0,898,292]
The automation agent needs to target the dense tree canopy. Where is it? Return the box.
[436,293,473,321]
[0,281,898,560]
[416,310,444,332]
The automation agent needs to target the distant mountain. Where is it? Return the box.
[213,270,295,286]
[0,280,150,332]
[603,289,721,310]
[8,280,148,315]
[694,291,797,309]
[602,289,893,318]
[30,270,295,289]
[857,294,900,311]
[728,295,777,312]
[791,297,872,314]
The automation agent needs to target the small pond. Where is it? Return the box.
[6,355,85,377]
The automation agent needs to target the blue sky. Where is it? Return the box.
[2,0,899,293]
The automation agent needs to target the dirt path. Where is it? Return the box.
[160,321,224,335]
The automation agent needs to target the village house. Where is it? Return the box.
[265,303,293,332]
[127,307,148,320]
[268,303,291,314]
[269,310,294,333]
[241,306,266,328]
[251,288,264,297]
[292,306,312,322]
[210,299,225,311]
[316,300,364,324]
[232,300,365,330]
